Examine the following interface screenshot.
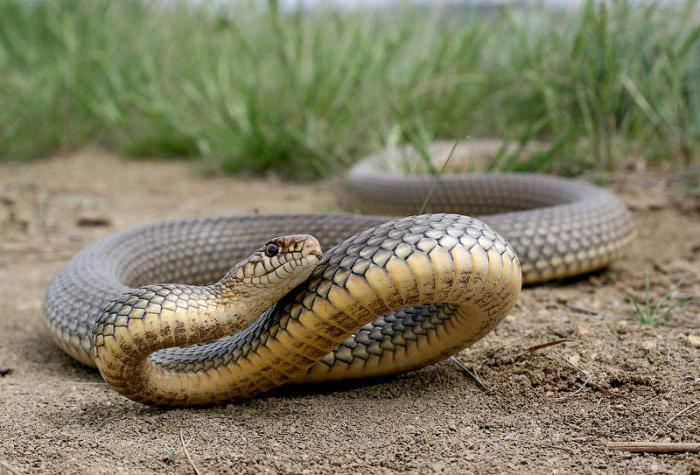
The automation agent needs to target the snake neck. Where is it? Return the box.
[90,279,276,406]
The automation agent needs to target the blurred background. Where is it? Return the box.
[1,0,698,178]
[1,2,700,473]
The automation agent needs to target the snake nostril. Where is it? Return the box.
[300,236,322,258]
[308,246,322,258]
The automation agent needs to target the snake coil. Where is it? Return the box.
[44,143,633,406]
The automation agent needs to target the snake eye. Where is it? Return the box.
[264,242,279,257]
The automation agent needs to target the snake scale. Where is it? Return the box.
[43,142,634,406]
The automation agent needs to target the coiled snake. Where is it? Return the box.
[43,142,633,406]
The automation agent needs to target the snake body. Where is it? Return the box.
[43,144,633,406]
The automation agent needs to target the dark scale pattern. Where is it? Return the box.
[323,303,460,365]
[92,283,220,358]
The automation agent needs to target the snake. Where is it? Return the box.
[43,142,634,406]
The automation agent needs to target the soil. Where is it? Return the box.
[1,148,698,474]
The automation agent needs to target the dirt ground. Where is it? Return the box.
[0,149,698,474]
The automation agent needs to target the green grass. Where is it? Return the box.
[628,275,690,326]
[0,0,699,178]
[162,447,179,463]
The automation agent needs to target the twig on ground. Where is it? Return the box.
[566,304,599,315]
[449,357,490,391]
[606,442,700,454]
[651,401,700,439]
[179,429,201,475]
[525,339,576,353]
[0,460,21,475]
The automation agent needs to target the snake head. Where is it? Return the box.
[222,234,322,296]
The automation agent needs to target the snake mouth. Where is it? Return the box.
[303,250,322,269]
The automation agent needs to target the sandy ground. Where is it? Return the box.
[0,149,698,474]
